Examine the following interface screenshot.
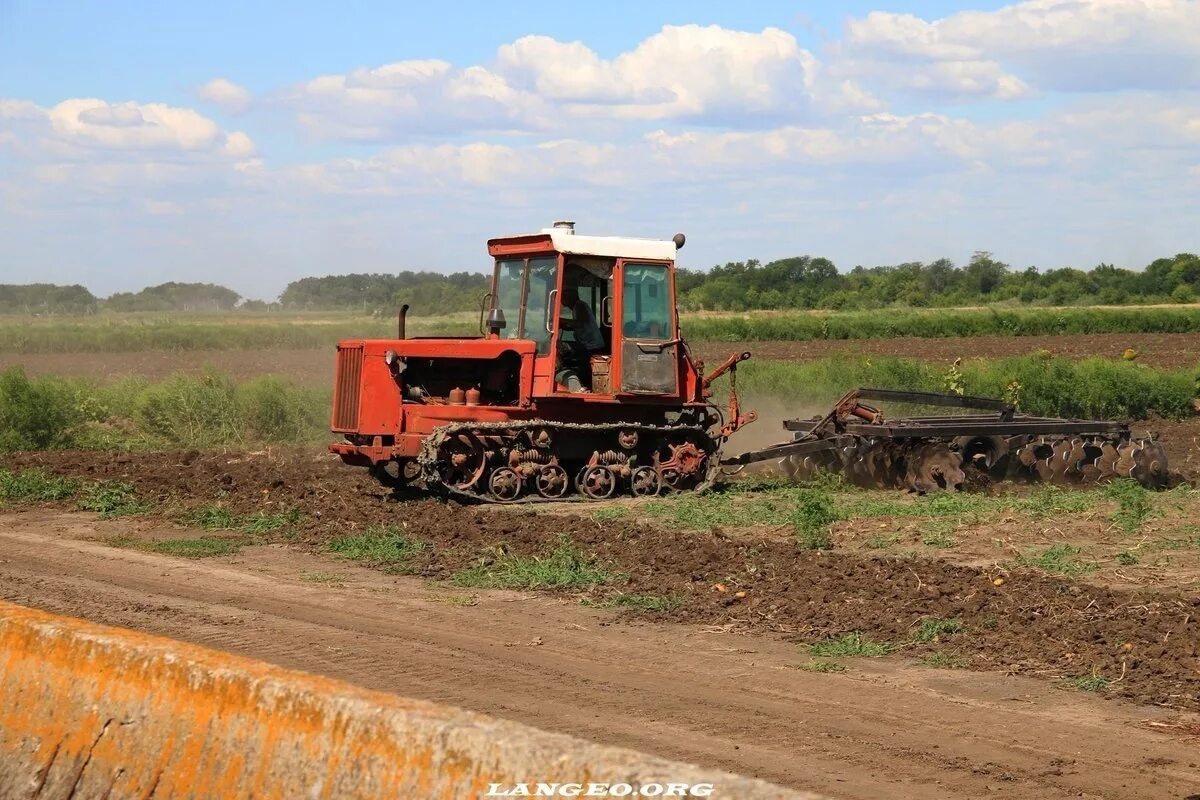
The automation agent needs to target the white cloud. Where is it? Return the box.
[275,24,877,142]
[1,97,254,158]
[837,0,1200,101]
[497,24,859,122]
[197,78,252,113]
[278,59,548,141]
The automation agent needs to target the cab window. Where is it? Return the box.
[522,257,557,355]
[492,256,558,354]
[621,263,673,340]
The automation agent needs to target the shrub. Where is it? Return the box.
[0,367,84,450]
[134,371,241,447]
[235,376,327,443]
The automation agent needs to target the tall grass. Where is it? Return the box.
[720,355,1197,420]
[0,367,329,451]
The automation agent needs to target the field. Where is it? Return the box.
[2,308,1200,799]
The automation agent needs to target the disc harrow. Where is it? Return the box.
[723,388,1168,492]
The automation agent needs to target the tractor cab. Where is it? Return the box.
[486,221,684,400]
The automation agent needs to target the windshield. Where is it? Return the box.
[492,256,558,355]
[494,259,524,341]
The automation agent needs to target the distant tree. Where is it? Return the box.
[106,282,240,312]
[279,272,489,314]
[0,284,98,314]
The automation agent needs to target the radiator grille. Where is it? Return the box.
[332,345,363,431]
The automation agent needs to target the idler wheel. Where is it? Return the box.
[534,464,569,498]
[579,465,617,500]
[488,467,523,501]
[630,466,662,498]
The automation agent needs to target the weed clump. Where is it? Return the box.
[0,468,79,501]
[912,617,963,643]
[452,536,620,590]
[328,525,427,571]
[1015,544,1097,576]
[792,487,836,550]
[1106,479,1153,533]
[1065,672,1110,693]
[809,633,893,658]
[78,482,149,518]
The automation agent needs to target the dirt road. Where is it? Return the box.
[2,509,1197,800]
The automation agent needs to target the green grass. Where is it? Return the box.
[0,468,79,501]
[327,525,427,571]
[77,482,150,518]
[300,570,346,583]
[1064,673,1110,693]
[1015,544,1097,576]
[912,617,963,643]
[683,305,1200,343]
[798,659,847,673]
[863,533,901,549]
[451,537,621,590]
[589,506,630,523]
[809,633,893,658]
[920,650,969,669]
[1106,480,1153,533]
[605,593,684,612]
[183,504,301,533]
[428,592,480,606]
[921,525,956,548]
[105,534,247,558]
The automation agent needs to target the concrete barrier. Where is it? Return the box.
[0,601,814,799]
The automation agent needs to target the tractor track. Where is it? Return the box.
[1,510,1199,800]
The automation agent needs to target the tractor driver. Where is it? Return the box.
[556,280,605,393]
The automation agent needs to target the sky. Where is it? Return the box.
[1,0,1198,300]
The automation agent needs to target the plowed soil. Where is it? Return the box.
[5,448,1199,711]
[5,447,1200,797]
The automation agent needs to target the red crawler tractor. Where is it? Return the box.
[329,222,757,502]
[330,222,1168,501]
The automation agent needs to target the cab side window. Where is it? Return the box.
[622,264,672,340]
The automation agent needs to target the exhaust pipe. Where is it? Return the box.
[397,304,410,339]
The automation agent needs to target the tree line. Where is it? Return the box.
[675,252,1200,311]
[5,252,1199,315]
[0,282,246,314]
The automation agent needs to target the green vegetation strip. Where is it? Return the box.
[717,354,1198,420]
[0,367,329,451]
[184,504,301,533]
[683,303,1200,341]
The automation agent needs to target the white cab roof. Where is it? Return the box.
[545,228,677,261]
[485,226,678,262]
